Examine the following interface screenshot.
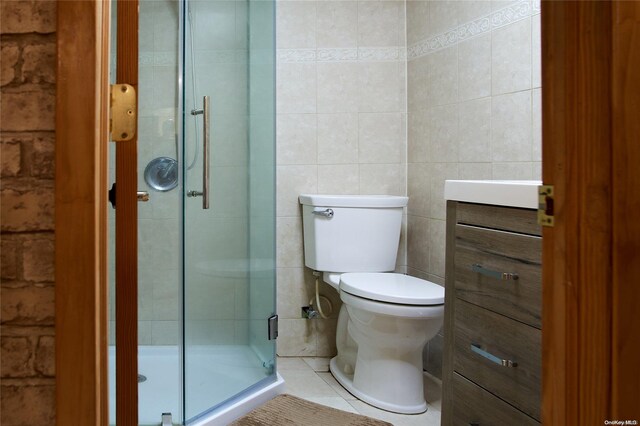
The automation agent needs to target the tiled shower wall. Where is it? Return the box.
[405,0,542,378]
[275,0,408,356]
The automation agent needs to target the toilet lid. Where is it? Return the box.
[339,273,444,305]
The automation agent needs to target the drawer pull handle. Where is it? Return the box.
[471,264,519,281]
[471,344,518,367]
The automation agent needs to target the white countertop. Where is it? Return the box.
[444,180,541,209]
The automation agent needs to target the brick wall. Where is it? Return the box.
[1,1,56,424]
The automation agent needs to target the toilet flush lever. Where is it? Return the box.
[312,209,334,218]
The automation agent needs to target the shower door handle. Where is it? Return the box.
[190,95,210,209]
[202,95,210,209]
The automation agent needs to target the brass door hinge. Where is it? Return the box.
[110,84,136,141]
[538,185,554,227]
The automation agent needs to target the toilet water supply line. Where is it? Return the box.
[311,271,333,319]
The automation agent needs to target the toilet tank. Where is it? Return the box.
[299,194,408,273]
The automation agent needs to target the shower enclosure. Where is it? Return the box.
[108,0,280,424]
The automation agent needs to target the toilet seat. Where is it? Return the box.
[339,273,444,305]
[340,290,445,319]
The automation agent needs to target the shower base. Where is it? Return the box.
[108,345,280,425]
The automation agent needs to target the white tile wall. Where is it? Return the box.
[277,62,317,113]
[318,165,359,195]
[276,0,407,356]
[317,2,358,48]
[317,113,359,164]
[406,0,541,274]
[491,17,532,95]
[428,1,459,37]
[275,0,541,359]
[491,90,533,162]
[276,165,318,216]
[426,46,458,106]
[277,114,318,165]
[458,33,491,101]
[458,97,492,162]
[406,0,430,46]
[358,61,403,112]
[456,1,492,25]
[277,1,317,49]
[407,163,429,217]
[428,104,459,163]
[357,1,402,47]
[317,62,359,112]
[406,0,542,378]
[358,113,404,163]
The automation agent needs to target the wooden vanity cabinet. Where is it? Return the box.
[442,201,542,425]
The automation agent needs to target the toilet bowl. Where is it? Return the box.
[298,194,445,414]
[327,272,444,414]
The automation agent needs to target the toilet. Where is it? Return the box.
[298,194,445,414]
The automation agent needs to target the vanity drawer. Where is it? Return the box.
[451,372,539,426]
[453,299,541,420]
[456,202,541,236]
[454,224,542,328]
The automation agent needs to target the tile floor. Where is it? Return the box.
[277,356,442,426]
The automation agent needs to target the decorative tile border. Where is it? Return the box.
[196,49,248,65]
[276,1,538,64]
[139,51,180,66]
[277,48,317,63]
[277,47,404,63]
[359,47,406,62]
[317,48,358,62]
[407,0,539,60]
[139,51,154,66]
[139,50,249,67]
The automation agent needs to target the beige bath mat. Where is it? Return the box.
[230,394,393,426]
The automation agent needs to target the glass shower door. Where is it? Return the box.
[182,0,276,421]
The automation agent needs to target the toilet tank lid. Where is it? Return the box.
[299,194,408,208]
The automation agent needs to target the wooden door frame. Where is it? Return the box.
[541,2,612,423]
[542,1,640,424]
[610,2,640,418]
[55,1,110,425]
[54,0,640,424]
[114,1,140,424]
